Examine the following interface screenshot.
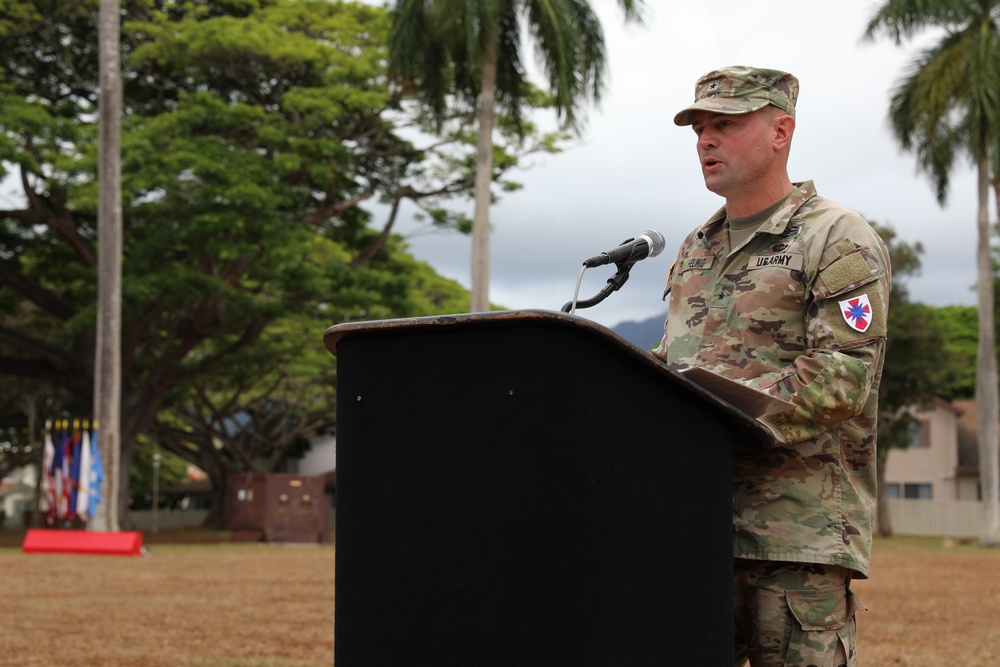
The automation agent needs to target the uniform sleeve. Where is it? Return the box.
[745,234,890,445]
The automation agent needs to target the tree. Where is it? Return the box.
[929,305,978,399]
[145,245,470,526]
[95,0,124,531]
[865,0,1000,547]
[0,0,557,524]
[872,223,951,536]
[388,0,644,312]
[127,436,189,511]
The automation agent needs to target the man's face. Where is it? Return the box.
[690,109,777,201]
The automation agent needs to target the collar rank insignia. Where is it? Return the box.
[839,294,872,333]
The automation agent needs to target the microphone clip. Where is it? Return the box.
[561,263,632,313]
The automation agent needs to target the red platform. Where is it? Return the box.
[22,529,144,556]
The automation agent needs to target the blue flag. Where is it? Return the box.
[88,429,104,519]
[68,429,82,520]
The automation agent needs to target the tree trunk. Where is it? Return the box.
[27,396,45,528]
[469,41,497,313]
[116,435,135,529]
[876,446,892,537]
[92,0,123,532]
[203,470,234,529]
[975,158,1000,547]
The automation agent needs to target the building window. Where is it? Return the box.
[904,419,930,449]
[884,484,900,499]
[903,483,933,500]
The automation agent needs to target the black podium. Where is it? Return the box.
[325,310,771,666]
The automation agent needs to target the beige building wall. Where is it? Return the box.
[883,401,961,501]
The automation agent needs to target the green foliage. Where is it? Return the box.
[2,0,555,518]
[128,438,191,510]
[864,0,1000,203]
[869,222,990,437]
[863,0,1000,397]
[872,222,952,451]
[146,235,467,493]
[866,1,1000,545]
[926,305,979,399]
[871,222,971,406]
[862,0,1000,402]
[388,0,640,310]
[388,0,644,132]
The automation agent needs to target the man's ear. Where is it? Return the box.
[773,114,795,151]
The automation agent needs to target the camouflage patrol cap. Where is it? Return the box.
[673,66,799,126]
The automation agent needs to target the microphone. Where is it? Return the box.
[583,230,666,268]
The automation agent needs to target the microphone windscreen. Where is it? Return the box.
[641,230,666,258]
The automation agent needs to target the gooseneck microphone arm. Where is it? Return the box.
[561,264,632,313]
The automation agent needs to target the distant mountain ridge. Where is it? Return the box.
[611,312,666,351]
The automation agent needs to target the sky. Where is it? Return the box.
[382,1,982,330]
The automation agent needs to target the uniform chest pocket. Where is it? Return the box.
[669,254,718,303]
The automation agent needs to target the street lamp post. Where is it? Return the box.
[152,452,160,534]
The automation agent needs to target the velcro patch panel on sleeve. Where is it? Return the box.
[817,251,882,297]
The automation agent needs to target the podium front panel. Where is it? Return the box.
[334,318,737,666]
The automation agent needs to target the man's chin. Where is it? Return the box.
[702,176,726,197]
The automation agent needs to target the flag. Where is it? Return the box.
[51,428,66,520]
[68,427,82,521]
[88,429,104,520]
[75,429,91,520]
[43,430,56,520]
[60,428,74,520]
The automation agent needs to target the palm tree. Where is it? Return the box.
[864,0,1000,547]
[389,0,644,312]
[94,0,124,532]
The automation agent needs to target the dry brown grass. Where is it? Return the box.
[0,531,997,666]
[853,536,1000,666]
[0,531,335,667]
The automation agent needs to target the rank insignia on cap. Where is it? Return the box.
[840,294,872,333]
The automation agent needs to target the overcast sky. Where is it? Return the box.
[384,1,981,330]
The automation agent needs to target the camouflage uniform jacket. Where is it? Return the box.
[653,180,890,578]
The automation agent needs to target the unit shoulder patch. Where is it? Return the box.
[839,294,872,333]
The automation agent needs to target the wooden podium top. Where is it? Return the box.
[325,309,774,450]
[325,309,601,356]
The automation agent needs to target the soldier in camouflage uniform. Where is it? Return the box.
[653,67,891,667]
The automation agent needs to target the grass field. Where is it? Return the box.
[0,530,997,666]
[852,536,1000,666]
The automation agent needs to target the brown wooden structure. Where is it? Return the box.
[229,473,330,543]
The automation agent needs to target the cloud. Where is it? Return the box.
[382,2,982,329]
